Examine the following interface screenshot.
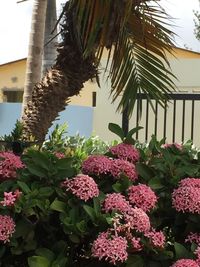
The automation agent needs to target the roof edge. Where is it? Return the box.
[0,58,27,67]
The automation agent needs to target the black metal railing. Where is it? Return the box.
[122,93,200,144]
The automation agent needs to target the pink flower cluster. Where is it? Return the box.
[110,159,138,181]
[194,247,200,265]
[91,231,128,265]
[171,259,199,267]
[82,154,138,182]
[128,184,157,212]
[82,155,112,176]
[103,193,131,214]
[124,207,151,233]
[179,178,200,188]
[130,236,143,251]
[172,178,200,214]
[62,174,99,201]
[162,143,182,150]
[144,228,166,248]
[185,232,200,245]
[0,151,24,180]
[0,190,22,206]
[54,152,65,159]
[0,215,15,243]
[109,143,140,163]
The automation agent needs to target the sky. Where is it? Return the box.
[0,0,199,64]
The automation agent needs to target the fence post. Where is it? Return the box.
[122,104,129,136]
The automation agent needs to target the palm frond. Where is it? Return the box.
[65,0,177,115]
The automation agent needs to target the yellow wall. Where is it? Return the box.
[0,59,96,106]
[0,59,25,102]
[168,47,200,59]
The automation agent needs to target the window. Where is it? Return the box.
[3,90,23,103]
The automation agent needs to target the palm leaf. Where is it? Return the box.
[65,0,176,115]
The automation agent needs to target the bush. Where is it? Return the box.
[1,124,200,266]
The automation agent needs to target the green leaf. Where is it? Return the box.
[120,176,132,191]
[52,240,69,254]
[35,248,55,262]
[83,205,96,222]
[27,164,47,178]
[136,163,154,181]
[112,182,122,193]
[56,158,73,169]
[108,123,124,140]
[174,242,190,259]
[93,197,101,217]
[28,256,51,267]
[126,255,144,267]
[13,218,32,238]
[0,246,5,258]
[76,221,87,233]
[39,187,54,197]
[148,177,164,189]
[17,181,31,194]
[26,150,50,170]
[126,126,143,139]
[69,234,80,244]
[50,199,66,213]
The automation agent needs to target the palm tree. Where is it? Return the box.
[42,0,58,75]
[21,0,47,115]
[22,0,176,141]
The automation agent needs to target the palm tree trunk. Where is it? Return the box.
[21,0,47,116]
[42,0,57,75]
[22,40,96,141]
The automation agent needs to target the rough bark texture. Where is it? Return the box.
[22,0,47,116]
[22,41,96,141]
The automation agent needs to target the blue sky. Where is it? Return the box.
[0,0,199,64]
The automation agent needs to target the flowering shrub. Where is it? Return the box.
[1,125,200,266]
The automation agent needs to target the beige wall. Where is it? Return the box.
[92,50,200,146]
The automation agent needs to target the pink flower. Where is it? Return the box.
[62,174,99,201]
[82,155,112,176]
[185,232,200,245]
[130,236,143,251]
[124,207,151,233]
[145,229,166,248]
[171,259,199,267]
[179,178,200,188]
[128,184,157,212]
[0,151,24,180]
[109,143,140,163]
[172,180,200,214]
[194,246,200,265]
[92,231,128,265]
[0,190,22,206]
[103,193,131,214]
[54,152,65,159]
[110,159,138,182]
[0,215,15,243]
[162,143,182,150]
